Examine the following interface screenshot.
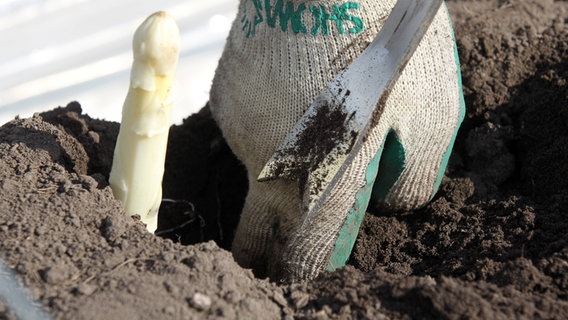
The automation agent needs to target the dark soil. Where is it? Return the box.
[259,100,358,211]
[1,0,567,319]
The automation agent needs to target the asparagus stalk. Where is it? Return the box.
[109,11,180,233]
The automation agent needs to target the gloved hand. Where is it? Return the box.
[210,0,464,282]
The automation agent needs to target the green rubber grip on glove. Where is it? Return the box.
[325,137,384,271]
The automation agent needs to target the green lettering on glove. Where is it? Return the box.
[242,0,364,38]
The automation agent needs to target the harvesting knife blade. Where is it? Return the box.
[258,0,444,221]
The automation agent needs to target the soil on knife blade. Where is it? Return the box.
[269,100,357,202]
[0,0,567,319]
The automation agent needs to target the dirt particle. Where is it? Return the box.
[100,215,127,242]
[188,292,212,311]
[73,283,97,296]
[290,290,310,309]
[39,263,76,285]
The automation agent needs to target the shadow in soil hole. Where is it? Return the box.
[157,106,248,251]
[19,101,248,252]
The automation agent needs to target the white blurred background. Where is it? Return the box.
[0,0,237,125]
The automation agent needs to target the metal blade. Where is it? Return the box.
[258,0,443,221]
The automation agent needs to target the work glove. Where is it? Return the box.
[210,0,464,282]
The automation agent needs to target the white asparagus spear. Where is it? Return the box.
[109,11,180,233]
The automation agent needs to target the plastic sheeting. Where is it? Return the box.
[0,0,235,125]
[0,259,51,320]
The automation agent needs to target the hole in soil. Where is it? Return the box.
[156,105,248,251]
